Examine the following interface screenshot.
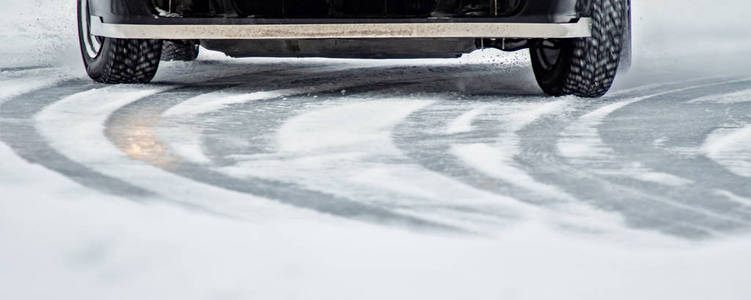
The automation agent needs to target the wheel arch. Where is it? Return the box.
[88,0,157,23]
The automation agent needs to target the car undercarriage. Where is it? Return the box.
[150,0,528,19]
[79,0,631,97]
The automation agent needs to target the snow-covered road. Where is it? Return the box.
[2,0,751,299]
[3,52,749,238]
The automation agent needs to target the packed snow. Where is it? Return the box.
[1,0,751,299]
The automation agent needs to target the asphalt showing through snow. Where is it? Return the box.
[1,56,749,238]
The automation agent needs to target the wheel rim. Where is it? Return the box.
[534,40,562,71]
[80,0,102,58]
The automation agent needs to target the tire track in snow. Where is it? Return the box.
[109,97,463,232]
[692,88,751,178]
[0,69,69,104]
[154,63,366,164]
[558,96,694,186]
[36,84,354,222]
[165,63,504,168]
[31,63,418,222]
[0,65,53,73]
[597,80,751,220]
[392,94,588,205]
[105,65,501,231]
[341,73,701,236]
[393,78,733,237]
[181,66,558,232]
[689,88,751,104]
[702,125,751,178]
[0,62,308,199]
[392,87,708,236]
[118,63,545,232]
[384,75,750,237]
[161,58,482,119]
[602,81,751,192]
[214,97,528,232]
[448,100,577,201]
[517,79,751,238]
[0,81,156,197]
[158,62,497,165]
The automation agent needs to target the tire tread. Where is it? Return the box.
[161,40,200,62]
[563,0,625,97]
[96,39,162,84]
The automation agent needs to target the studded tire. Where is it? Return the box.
[530,0,628,98]
[77,0,162,84]
[161,40,200,62]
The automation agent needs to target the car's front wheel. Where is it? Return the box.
[77,0,162,84]
[529,0,628,97]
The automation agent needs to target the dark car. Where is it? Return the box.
[78,0,631,97]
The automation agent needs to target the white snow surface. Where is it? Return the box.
[702,125,751,178]
[220,99,527,231]
[689,89,751,104]
[4,139,751,299]
[0,70,69,102]
[558,78,751,186]
[557,96,695,187]
[2,0,751,299]
[451,100,576,199]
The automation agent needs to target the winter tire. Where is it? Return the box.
[161,40,200,62]
[77,0,162,84]
[530,0,629,98]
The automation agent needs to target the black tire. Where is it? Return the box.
[530,0,628,97]
[161,40,200,62]
[77,0,162,84]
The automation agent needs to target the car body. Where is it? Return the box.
[79,0,631,97]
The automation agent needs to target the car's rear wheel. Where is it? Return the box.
[529,0,628,97]
[77,0,162,84]
[161,40,200,62]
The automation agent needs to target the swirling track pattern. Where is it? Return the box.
[1,55,750,239]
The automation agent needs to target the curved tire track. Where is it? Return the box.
[524,79,751,238]
[600,80,751,214]
[394,77,751,238]
[0,62,317,199]
[0,81,155,197]
[104,64,506,232]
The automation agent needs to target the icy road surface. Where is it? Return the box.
[1,1,751,299]
[3,54,749,238]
